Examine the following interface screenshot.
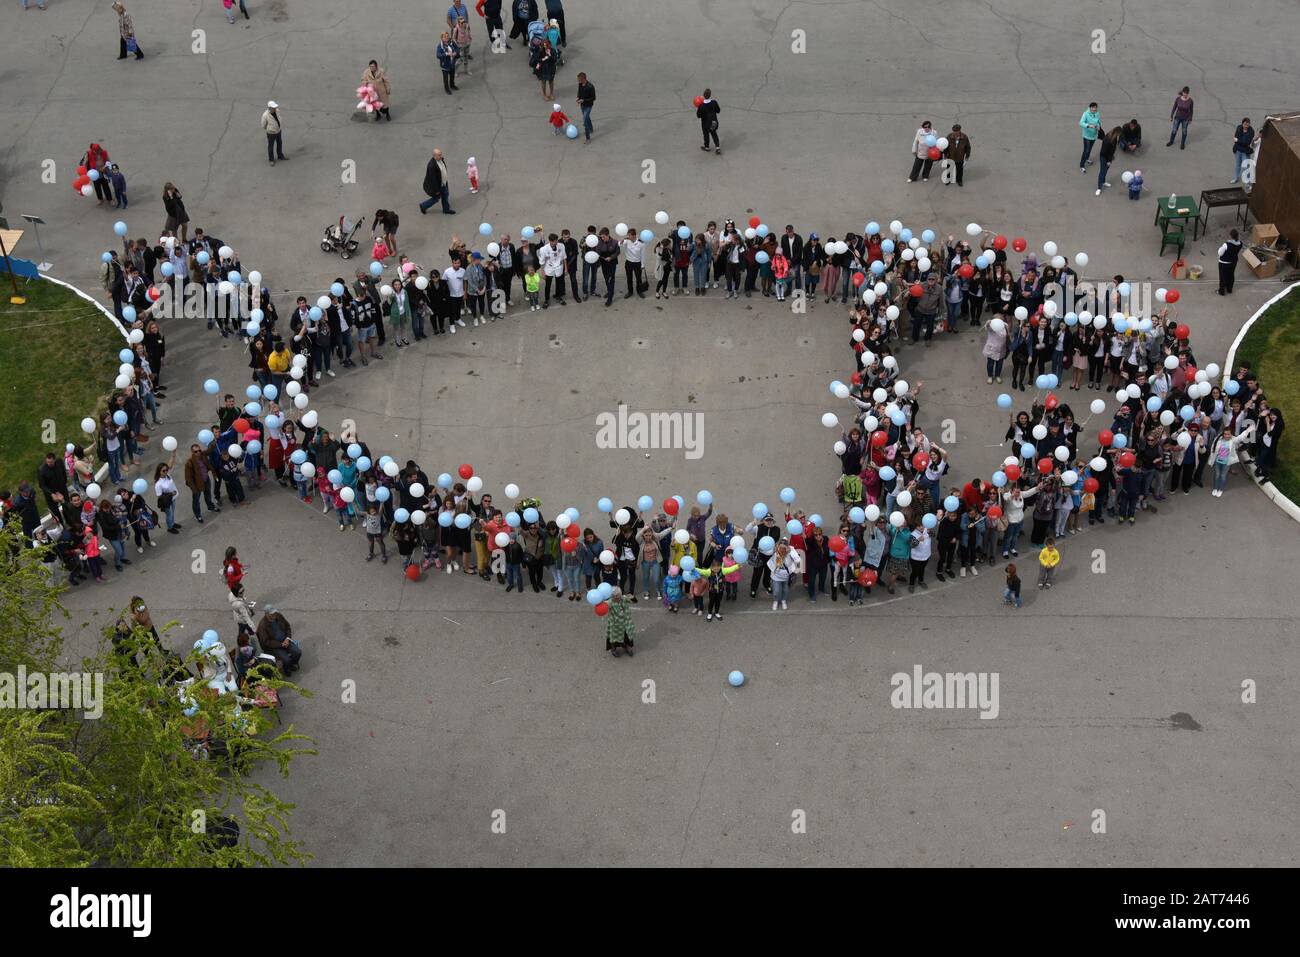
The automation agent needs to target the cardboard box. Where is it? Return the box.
[1171,261,1190,280]
[1243,248,1280,278]
[1251,224,1280,247]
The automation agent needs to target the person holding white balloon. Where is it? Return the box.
[907,120,936,182]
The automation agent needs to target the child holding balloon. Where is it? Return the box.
[662,565,684,613]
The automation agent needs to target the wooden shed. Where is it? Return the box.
[1248,112,1300,266]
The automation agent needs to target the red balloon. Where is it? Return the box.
[828,535,846,552]
[1012,237,1027,253]
[850,372,862,385]
[912,451,930,471]
[663,497,679,516]
[1098,429,1114,447]
[147,286,161,301]
[1174,323,1190,339]
[565,523,580,538]
[987,505,1004,520]
[594,601,609,617]
[76,165,87,176]
[693,95,704,108]
[927,146,942,160]
[851,272,865,287]
[458,463,473,480]
[1083,477,1100,493]
[1119,450,1137,468]
[1037,457,1053,475]
[1166,290,1181,305]
[560,536,578,553]
[1045,394,1059,411]
[233,418,250,433]
[1005,464,1021,481]
[404,564,420,581]
[992,234,1008,251]
[748,216,761,229]
[909,283,924,298]
[1029,315,1040,327]
[958,263,975,279]
[870,430,889,448]
[857,568,878,587]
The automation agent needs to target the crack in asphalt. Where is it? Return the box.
[679,697,726,865]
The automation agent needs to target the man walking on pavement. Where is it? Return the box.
[262,101,287,165]
[944,124,971,187]
[576,72,595,143]
[419,149,457,215]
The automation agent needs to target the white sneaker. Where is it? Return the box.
[326,369,336,377]
[960,567,966,577]
[315,372,322,381]
[457,318,466,327]
[706,613,713,621]
[987,376,993,384]
[971,566,979,576]
[772,601,779,611]
[780,600,788,610]
[995,377,1002,383]
[450,325,457,334]
[1095,189,1102,196]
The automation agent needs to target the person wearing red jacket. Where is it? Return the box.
[222,547,246,591]
[960,479,985,512]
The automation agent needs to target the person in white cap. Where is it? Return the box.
[261,101,287,165]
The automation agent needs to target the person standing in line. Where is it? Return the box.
[1217,229,1243,296]
[560,229,582,302]
[595,227,620,307]
[576,72,595,144]
[1094,126,1120,196]
[437,31,460,94]
[508,0,538,43]
[696,90,721,154]
[538,233,567,308]
[113,2,143,60]
[621,228,646,298]
[419,148,456,215]
[362,61,393,121]
[1230,117,1257,184]
[261,101,287,165]
[1167,86,1194,149]
[1079,102,1101,171]
[944,124,972,187]
[907,120,935,182]
[779,224,803,292]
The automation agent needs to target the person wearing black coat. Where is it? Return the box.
[418,149,455,215]
[696,90,721,153]
[37,453,68,516]
[508,0,538,42]
[11,482,42,538]
[780,226,804,291]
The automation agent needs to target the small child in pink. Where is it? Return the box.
[466,156,479,194]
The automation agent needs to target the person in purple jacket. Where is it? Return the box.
[1167,87,1194,149]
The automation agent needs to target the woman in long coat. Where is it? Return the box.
[361,60,392,121]
[604,588,635,657]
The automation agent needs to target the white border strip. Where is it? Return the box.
[1221,280,1300,523]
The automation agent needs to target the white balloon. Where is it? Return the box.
[1043,241,1058,257]
[889,220,903,235]
[81,417,97,434]
[1155,287,1168,302]
[873,388,888,403]
[411,509,427,525]
[833,440,847,455]
[409,483,425,499]
[415,276,429,290]
[228,444,242,458]
[1032,424,1048,440]
[990,317,1006,336]
[317,296,331,309]
[886,305,900,321]
[120,363,135,377]
[1089,456,1108,472]
[218,280,234,296]
[654,211,669,225]
[873,282,888,296]
[1177,432,1192,448]
[1074,252,1089,267]
[889,511,906,527]
[1093,316,1107,330]
[917,258,931,273]
[584,251,599,264]
[1062,470,1078,485]
[114,374,131,389]
[1043,301,1058,318]
[1054,446,1070,462]
[864,415,879,431]
[1116,390,1129,403]
[966,223,981,236]
[218,245,233,260]
[1004,456,1018,468]
[383,460,400,477]
[1164,355,1179,370]
[599,549,616,565]
[1206,363,1221,379]
[495,532,511,548]
[289,367,304,380]
[466,476,483,492]
[340,487,356,503]
[1194,369,1208,383]
[248,270,262,286]
[614,508,631,525]
[128,329,145,344]
[300,462,316,478]
[1090,399,1105,415]
[1014,306,1028,321]
[894,380,909,397]
[852,328,866,342]
[292,353,308,368]
[504,483,520,499]
[936,137,949,150]
[555,513,571,529]
[821,412,839,428]
[162,435,178,451]
[730,535,746,550]
[862,290,876,305]
[1051,255,1066,270]
[862,352,876,368]
[615,223,629,238]
[584,234,598,248]
[302,410,318,428]
[909,237,921,250]
[294,393,309,409]
[86,482,102,500]
[486,242,500,257]
[901,248,915,261]
[1160,410,1176,427]
[744,228,756,240]
[882,356,898,370]
[833,383,851,399]
[864,504,881,522]
[896,490,912,508]
[1126,384,1141,399]
[674,528,689,545]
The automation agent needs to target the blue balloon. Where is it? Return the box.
[786,519,802,535]
[944,496,960,512]
[637,495,654,512]
[889,411,906,427]
[245,385,261,400]
[758,535,776,554]
[597,497,613,513]
[202,628,220,645]
[752,502,768,520]
[921,229,936,244]
[376,486,391,502]
[264,412,282,431]
[870,260,886,275]
[113,410,128,426]
[696,490,712,506]
[1225,380,1240,396]
[327,469,343,486]
[161,262,174,277]
[992,471,1007,488]
[479,222,493,236]
[245,440,263,455]
[437,473,453,489]
[1046,374,1059,389]
[677,225,691,239]
[523,507,540,524]
[900,228,913,243]
[975,255,989,269]
[122,306,136,323]
[290,450,307,465]
[756,224,769,238]
[100,252,112,263]
[393,508,410,523]
[680,556,696,571]
[438,511,453,527]
[1179,405,1195,421]
[455,512,472,529]
[1114,317,1128,334]
[922,512,937,529]
[1146,395,1162,413]
[565,124,579,139]
[1064,312,1078,326]
[346,443,363,460]
[780,486,796,504]
[881,239,895,254]
[228,271,242,284]
[378,456,394,469]
[117,348,134,365]
[196,251,210,266]
[755,251,770,264]
[262,384,278,400]
[728,670,745,687]
[88,169,101,182]
[586,589,600,605]
[866,221,881,235]
[924,134,937,147]
[597,582,614,600]
[880,466,897,482]
[330,282,345,297]
[809,514,823,527]
[505,511,521,527]
[370,260,384,277]
[113,221,128,237]
[521,226,536,240]
[132,478,148,495]
[639,229,653,243]
[309,306,322,321]
[672,495,685,511]
[1021,443,1036,459]
[565,507,580,522]
[1035,374,1049,390]
[997,393,1013,410]
[1113,433,1128,449]
[848,506,865,524]
[244,402,261,417]
[245,320,260,336]
[732,547,749,563]
[1117,281,1132,297]
[1138,318,1153,333]
[198,429,215,447]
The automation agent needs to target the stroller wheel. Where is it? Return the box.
[346,240,360,251]
[320,241,334,253]
[341,250,352,260]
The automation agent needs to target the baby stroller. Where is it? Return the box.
[321,214,363,259]
[527,19,560,68]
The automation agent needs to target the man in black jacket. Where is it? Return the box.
[11,483,42,539]
[508,0,537,42]
[696,89,720,153]
[560,229,582,302]
[37,453,69,516]
[418,148,456,215]
[780,225,803,291]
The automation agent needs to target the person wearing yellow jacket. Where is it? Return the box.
[699,556,741,621]
[266,339,291,391]
[1037,537,1060,589]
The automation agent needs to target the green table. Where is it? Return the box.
[1154,195,1200,240]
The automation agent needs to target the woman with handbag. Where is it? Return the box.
[127,490,157,553]
[153,452,183,534]
[113,2,144,60]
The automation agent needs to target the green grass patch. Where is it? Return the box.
[0,277,123,496]
[1233,286,1300,502]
